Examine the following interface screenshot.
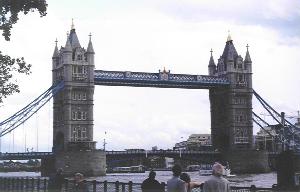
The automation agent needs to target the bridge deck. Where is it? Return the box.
[1,151,289,160]
[94,70,230,89]
[0,152,53,160]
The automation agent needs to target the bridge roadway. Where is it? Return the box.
[94,70,230,89]
[0,150,220,160]
[0,150,285,161]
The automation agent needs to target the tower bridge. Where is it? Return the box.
[1,23,300,176]
[51,24,259,176]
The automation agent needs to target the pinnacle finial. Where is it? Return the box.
[55,38,58,46]
[71,18,75,30]
[89,32,92,41]
[227,30,232,42]
[246,44,249,51]
[210,48,213,56]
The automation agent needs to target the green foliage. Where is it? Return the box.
[0,0,48,41]
[0,0,47,103]
[0,51,31,103]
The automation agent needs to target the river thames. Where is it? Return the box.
[0,171,276,188]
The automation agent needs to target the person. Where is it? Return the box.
[48,168,64,192]
[73,173,89,192]
[167,164,187,192]
[180,172,202,192]
[141,170,163,192]
[203,162,230,192]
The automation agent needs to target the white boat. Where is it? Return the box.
[109,165,145,173]
[186,165,201,172]
[198,164,213,176]
[199,164,235,177]
[223,167,236,177]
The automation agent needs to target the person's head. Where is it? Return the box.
[172,164,182,177]
[74,173,84,182]
[212,162,224,176]
[149,170,156,179]
[56,168,63,174]
[180,172,191,183]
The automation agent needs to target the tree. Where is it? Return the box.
[0,0,48,103]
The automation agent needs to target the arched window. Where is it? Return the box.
[71,126,87,141]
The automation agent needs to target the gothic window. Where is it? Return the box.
[239,115,243,122]
[77,54,83,60]
[72,110,87,120]
[82,112,87,120]
[238,74,244,82]
[72,65,88,80]
[78,66,83,73]
[55,58,59,66]
[235,111,247,122]
[76,112,81,120]
[72,111,76,120]
[234,127,249,144]
[72,91,87,100]
[72,92,76,100]
[72,66,87,74]
[82,93,87,100]
[72,127,78,141]
[71,126,87,141]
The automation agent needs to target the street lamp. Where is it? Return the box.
[103,131,107,151]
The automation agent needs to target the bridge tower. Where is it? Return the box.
[209,35,269,173]
[209,34,253,151]
[49,23,106,176]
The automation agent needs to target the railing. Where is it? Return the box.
[94,70,230,89]
[0,152,53,160]
[106,150,219,155]
[0,177,279,192]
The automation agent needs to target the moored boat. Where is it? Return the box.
[199,163,235,177]
[108,165,145,173]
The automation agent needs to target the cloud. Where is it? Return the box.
[156,0,300,37]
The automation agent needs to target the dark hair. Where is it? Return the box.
[57,168,63,174]
[149,170,156,179]
[180,172,191,183]
[172,164,182,177]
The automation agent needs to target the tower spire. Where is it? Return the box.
[208,48,216,75]
[227,30,232,42]
[52,38,59,58]
[64,33,72,52]
[68,20,81,48]
[244,44,252,63]
[71,18,75,30]
[87,32,94,53]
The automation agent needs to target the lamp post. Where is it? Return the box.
[103,131,107,151]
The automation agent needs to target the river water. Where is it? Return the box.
[0,171,277,188]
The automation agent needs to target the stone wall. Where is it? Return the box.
[223,150,270,173]
[54,150,106,177]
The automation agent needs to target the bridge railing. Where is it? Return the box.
[0,177,279,192]
[106,150,219,155]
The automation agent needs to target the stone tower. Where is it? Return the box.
[50,23,105,176]
[209,34,253,151]
[52,24,95,152]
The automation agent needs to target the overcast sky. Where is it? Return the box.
[0,0,300,152]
